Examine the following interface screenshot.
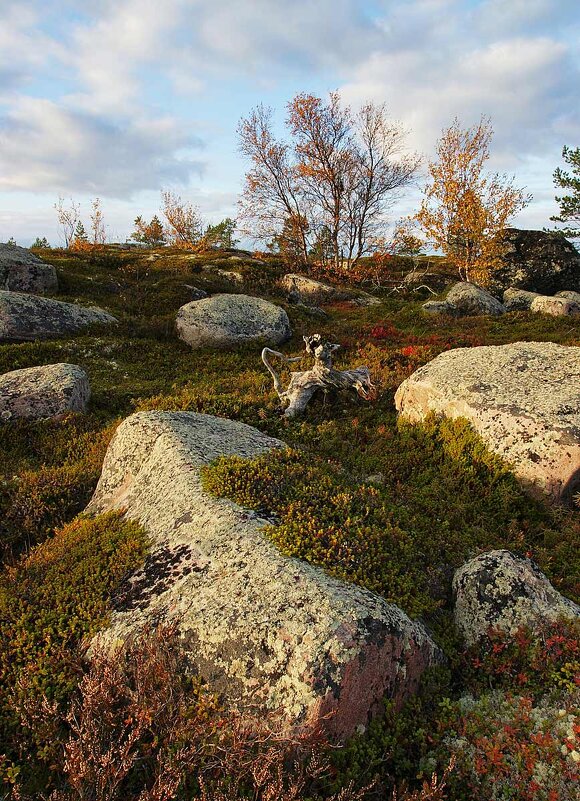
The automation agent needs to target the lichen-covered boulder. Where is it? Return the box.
[0,363,90,421]
[556,290,580,303]
[394,342,580,504]
[87,411,441,740]
[453,550,580,644]
[490,228,580,295]
[0,291,117,341]
[503,287,541,311]
[421,300,458,316]
[445,282,506,316]
[530,295,580,317]
[176,294,291,349]
[0,243,58,294]
[281,274,349,305]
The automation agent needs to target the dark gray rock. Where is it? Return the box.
[0,243,58,294]
[0,290,117,341]
[503,287,541,311]
[422,300,458,315]
[453,550,579,644]
[490,229,580,296]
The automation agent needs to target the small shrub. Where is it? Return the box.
[0,512,149,788]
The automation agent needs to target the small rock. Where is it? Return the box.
[0,363,90,421]
[453,550,579,644]
[555,290,580,303]
[184,284,209,301]
[503,287,541,311]
[530,295,580,317]
[445,282,506,316]
[421,300,458,315]
[176,293,291,349]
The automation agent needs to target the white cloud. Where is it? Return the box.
[0,97,203,196]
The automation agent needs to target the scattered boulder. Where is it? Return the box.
[280,274,379,307]
[422,300,458,316]
[503,287,541,311]
[556,290,580,303]
[453,550,580,644]
[87,411,441,740]
[176,294,291,349]
[490,228,580,295]
[0,243,58,294]
[0,363,90,421]
[530,295,580,317]
[0,291,117,341]
[445,282,506,316]
[394,342,580,504]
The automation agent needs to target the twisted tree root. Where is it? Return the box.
[262,334,376,418]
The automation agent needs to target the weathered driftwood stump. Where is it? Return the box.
[262,334,376,418]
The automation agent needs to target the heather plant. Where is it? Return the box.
[0,512,149,790]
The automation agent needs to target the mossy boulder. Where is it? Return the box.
[395,342,580,504]
[453,550,580,644]
[444,282,506,316]
[176,293,291,349]
[87,411,441,740]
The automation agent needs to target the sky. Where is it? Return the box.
[0,0,578,247]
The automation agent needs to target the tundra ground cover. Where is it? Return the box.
[0,247,578,798]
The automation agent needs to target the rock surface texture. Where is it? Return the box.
[490,228,580,295]
[0,243,58,294]
[556,290,580,303]
[176,294,291,349]
[421,300,458,316]
[281,274,379,307]
[502,288,541,311]
[453,550,580,644]
[444,282,506,316]
[0,291,117,341]
[394,342,580,504]
[87,411,440,740]
[529,295,580,317]
[0,363,90,421]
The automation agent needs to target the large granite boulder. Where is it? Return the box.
[176,294,291,349]
[502,287,541,311]
[0,291,117,341]
[490,228,580,295]
[0,363,90,421]
[530,295,580,317]
[394,342,580,504]
[453,550,579,644]
[444,282,506,316]
[87,412,441,740]
[0,243,58,294]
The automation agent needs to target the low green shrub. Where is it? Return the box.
[0,511,148,787]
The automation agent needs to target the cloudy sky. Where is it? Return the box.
[0,0,578,246]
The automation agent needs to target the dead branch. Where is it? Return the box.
[262,334,376,418]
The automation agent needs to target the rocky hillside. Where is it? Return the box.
[0,244,578,800]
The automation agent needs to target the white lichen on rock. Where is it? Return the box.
[453,550,579,644]
[87,411,440,740]
[395,341,580,504]
[0,363,90,421]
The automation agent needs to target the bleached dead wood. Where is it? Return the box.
[262,334,376,418]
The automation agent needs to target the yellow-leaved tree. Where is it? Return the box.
[413,117,530,285]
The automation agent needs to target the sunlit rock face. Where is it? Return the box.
[88,411,441,741]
